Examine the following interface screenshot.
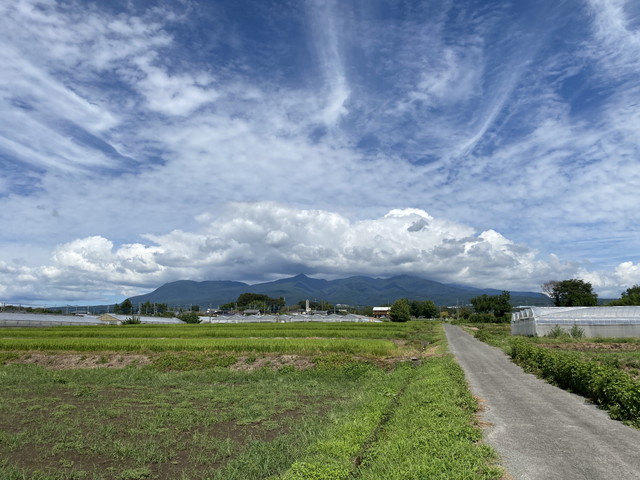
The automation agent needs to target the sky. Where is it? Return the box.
[1,0,640,306]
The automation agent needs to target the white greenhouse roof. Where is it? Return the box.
[512,306,640,325]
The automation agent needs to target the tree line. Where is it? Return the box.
[110,278,640,325]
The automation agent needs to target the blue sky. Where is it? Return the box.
[1,0,639,305]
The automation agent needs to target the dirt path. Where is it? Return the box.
[445,324,640,480]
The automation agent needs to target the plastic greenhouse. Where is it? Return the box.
[511,306,640,337]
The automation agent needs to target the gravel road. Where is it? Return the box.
[444,324,640,480]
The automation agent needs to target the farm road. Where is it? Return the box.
[444,324,640,480]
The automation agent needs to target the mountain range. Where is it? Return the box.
[128,274,552,308]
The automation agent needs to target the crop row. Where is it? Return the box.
[510,341,640,426]
[0,321,434,340]
[0,336,398,356]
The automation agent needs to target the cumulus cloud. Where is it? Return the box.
[0,203,624,304]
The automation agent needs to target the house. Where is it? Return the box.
[372,306,391,318]
[511,306,640,337]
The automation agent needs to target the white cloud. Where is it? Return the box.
[1,0,640,305]
[0,203,625,304]
[306,0,350,125]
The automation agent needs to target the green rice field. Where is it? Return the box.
[0,321,502,480]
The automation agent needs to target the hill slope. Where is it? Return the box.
[128,274,551,308]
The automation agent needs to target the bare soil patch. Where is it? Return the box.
[5,352,152,369]
[4,351,427,371]
[231,354,315,372]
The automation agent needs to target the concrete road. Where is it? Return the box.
[444,324,640,480]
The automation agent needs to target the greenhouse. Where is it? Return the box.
[511,306,640,337]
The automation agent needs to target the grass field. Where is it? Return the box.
[0,321,502,480]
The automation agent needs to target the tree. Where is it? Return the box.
[236,293,285,312]
[608,285,640,306]
[409,300,438,318]
[550,279,598,306]
[389,298,411,322]
[178,311,201,324]
[470,291,512,320]
[115,299,133,315]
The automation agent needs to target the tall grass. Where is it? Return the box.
[0,321,435,340]
[0,336,397,356]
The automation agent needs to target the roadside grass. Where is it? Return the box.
[0,321,501,479]
[279,357,501,480]
[355,357,501,480]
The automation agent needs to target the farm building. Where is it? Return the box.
[372,307,391,318]
[511,306,640,337]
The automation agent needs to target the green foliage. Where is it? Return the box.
[150,352,237,371]
[178,311,201,324]
[114,299,133,315]
[510,342,640,426]
[546,325,569,339]
[121,316,141,325]
[137,301,168,316]
[389,298,411,322]
[471,324,513,350]
[0,322,501,480]
[470,291,512,318]
[409,299,438,318]
[0,335,398,356]
[569,323,585,338]
[0,351,20,364]
[550,279,598,306]
[468,313,504,324]
[239,293,286,312]
[546,324,585,339]
[281,462,350,480]
[608,285,640,306]
[355,356,502,479]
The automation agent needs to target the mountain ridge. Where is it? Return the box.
[128,274,552,308]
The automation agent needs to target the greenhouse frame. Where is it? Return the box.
[511,306,640,337]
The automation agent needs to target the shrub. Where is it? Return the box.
[468,313,496,323]
[546,325,569,338]
[121,316,141,325]
[178,311,201,324]
[510,342,640,426]
[570,323,585,338]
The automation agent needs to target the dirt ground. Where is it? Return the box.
[4,352,152,369]
[2,349,441,371]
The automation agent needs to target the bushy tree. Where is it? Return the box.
[389,298,411,322]
[178,311,201,324]
[470,291,512,321]
[409,300,438,318]
[114,298,133,315]
[550,279,597,306]
[608,285,640,306]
